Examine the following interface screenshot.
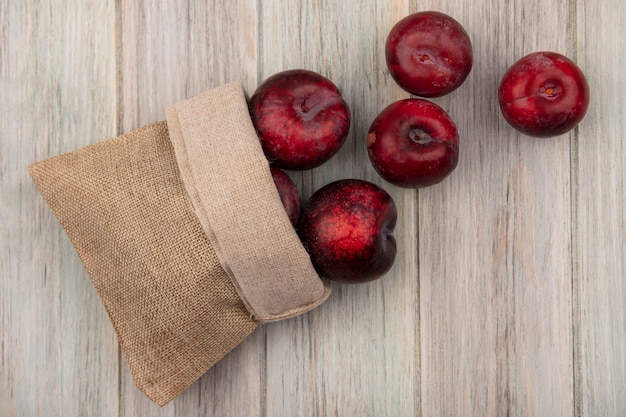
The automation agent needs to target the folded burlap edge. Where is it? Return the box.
[166,81,331,323]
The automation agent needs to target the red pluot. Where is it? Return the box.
[367,99,459,188]
[298,179,397,284]
[498,51,590,137]
[386,11,473,97]
[249,69,351,170]
[270,166,302,228]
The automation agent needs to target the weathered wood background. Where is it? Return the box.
[1,0,624,416]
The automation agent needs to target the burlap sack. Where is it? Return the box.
[28,81,331,406]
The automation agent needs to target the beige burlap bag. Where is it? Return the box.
[29,82,331,406]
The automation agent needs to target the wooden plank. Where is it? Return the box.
[574,1,626,415]
[0,1,119,416]
[3,1,625,416]
[258,1,420,416]
[117,1,263,415]
[119,0,259,132]
[418,1,574,416]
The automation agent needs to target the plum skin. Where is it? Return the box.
[367,99,459,188]
[298,179,397,284]
[498,51,590,137]
[385,11,473,98]
[249,69,351,170]
[269,166,302,227]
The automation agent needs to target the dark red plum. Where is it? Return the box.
[249,69,351,170]
[298,179,397,284]
[270,166,302,228]
[498,51,590,137]
[367,99,459,188]
[386,11,473,97]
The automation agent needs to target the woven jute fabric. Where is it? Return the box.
[28,82,331,406]
[29,121,258,405]
[166,82,330,321]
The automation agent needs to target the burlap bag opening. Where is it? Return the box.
[28,82,331,406]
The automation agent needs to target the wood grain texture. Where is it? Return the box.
[258,1,420,416]
[0,1,119,416]
[418,0,574,416]
[574,1,626,416]
[2,0,625,416]
[118,1,262,416]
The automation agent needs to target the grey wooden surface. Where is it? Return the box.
[1,0,624,416]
